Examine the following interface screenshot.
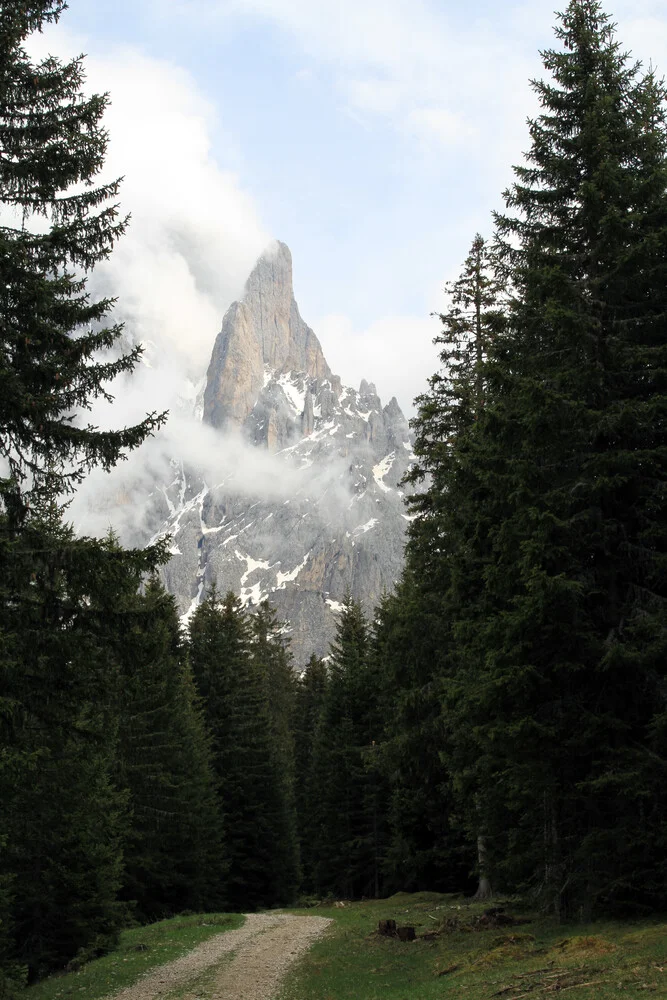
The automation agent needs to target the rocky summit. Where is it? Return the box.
[153,241,415,664]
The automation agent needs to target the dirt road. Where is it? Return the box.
[108,912,332,1000]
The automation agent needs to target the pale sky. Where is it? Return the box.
[37,0,667,416]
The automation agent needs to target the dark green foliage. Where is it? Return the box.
[373,581,474,895]
[385,234,505,897]
[188,591,297,910]
[310,596,390,899]
[405,232,503,591]
[0,1,171,981]
[472,0,667,915]
[250,601,300,904]
[112,578,225,920]
[394,0,667,918]
[0,514,157,980]
[293,654,328,893]
[0,0,165,499]
[0,872,24,1000]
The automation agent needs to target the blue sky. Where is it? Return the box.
[39,0,667,415]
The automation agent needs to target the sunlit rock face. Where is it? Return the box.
[155,241,415,665]
[203,242,332,436]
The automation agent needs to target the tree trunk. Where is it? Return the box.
[473,833,493,900]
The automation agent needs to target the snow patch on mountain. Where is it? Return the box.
[276,551,310,589]
[277,372,306,413]
[373,453,395,493]
[354,518,378,534]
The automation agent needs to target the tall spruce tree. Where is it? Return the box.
[406,232,504,583]
[0,514,160,981]
[292,654,328,894]
[394,235,505,898]
[0,1,164,503]
[188,591,294,910]
[250,601,300,904]
[372,581,473,895]
[443,0,667,916]
[111,577,225,920]
[0,2,167,981]
[310,596,389,898]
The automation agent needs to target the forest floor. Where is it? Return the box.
[26,894,666,1000]
[276,892,666,1000]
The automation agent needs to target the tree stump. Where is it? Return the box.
[378,919,397,936]
[396,926,416,942]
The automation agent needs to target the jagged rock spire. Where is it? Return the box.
[203,241,331,429]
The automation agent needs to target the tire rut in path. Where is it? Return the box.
[107,912,332,1000]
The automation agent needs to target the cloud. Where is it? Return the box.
[317,312,440,418]
[68,361,353,544]
[405,107,478,150]
[30,26,269,380]
[90,49,269,378]
[164,0,667,177]
[199,0,542,164]
[23,25,290,538]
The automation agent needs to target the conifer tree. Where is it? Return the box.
[0,1,165,505]
[111,578,225,919]
[310,596,388,898]
[0,515,154,980]
[443,0,667,916]
[406,232,504,582]
[398,236,505,897]
[188,591,290,910]
[0,857,23,999]
[250,602,300,904]
[292,654,328,893]
[0,2,167,978]
[372,582,473,895]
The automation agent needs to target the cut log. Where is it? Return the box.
[378,919,397,936]
[397,926,416,942]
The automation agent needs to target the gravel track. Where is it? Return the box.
[107,912,332,1000]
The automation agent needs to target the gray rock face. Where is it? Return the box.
[156,242,414,665]
[203,242,331,433]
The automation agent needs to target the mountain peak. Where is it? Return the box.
[203,240,330,430]
[151,241,414,662]
[244,240,293,324]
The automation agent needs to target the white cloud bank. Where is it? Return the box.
[31,26,269,381]
[88,48,269,379]
[26,27,291,538]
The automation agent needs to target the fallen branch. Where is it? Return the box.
[505,981,610,1000]
[544,981,609,994]
[512,967,556,979]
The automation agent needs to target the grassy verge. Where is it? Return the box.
[277,893,666,1000]
[25,912,245,1000]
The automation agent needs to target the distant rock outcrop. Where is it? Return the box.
[153,241,415,664]
[203,242,332,434]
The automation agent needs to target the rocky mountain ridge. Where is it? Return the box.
[152,241,415,663]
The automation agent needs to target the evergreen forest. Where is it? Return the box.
[1,1,665,995]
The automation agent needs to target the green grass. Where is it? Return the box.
[25,912,245,1000]
[24,895,666,1000]
[277,894,666,1000]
